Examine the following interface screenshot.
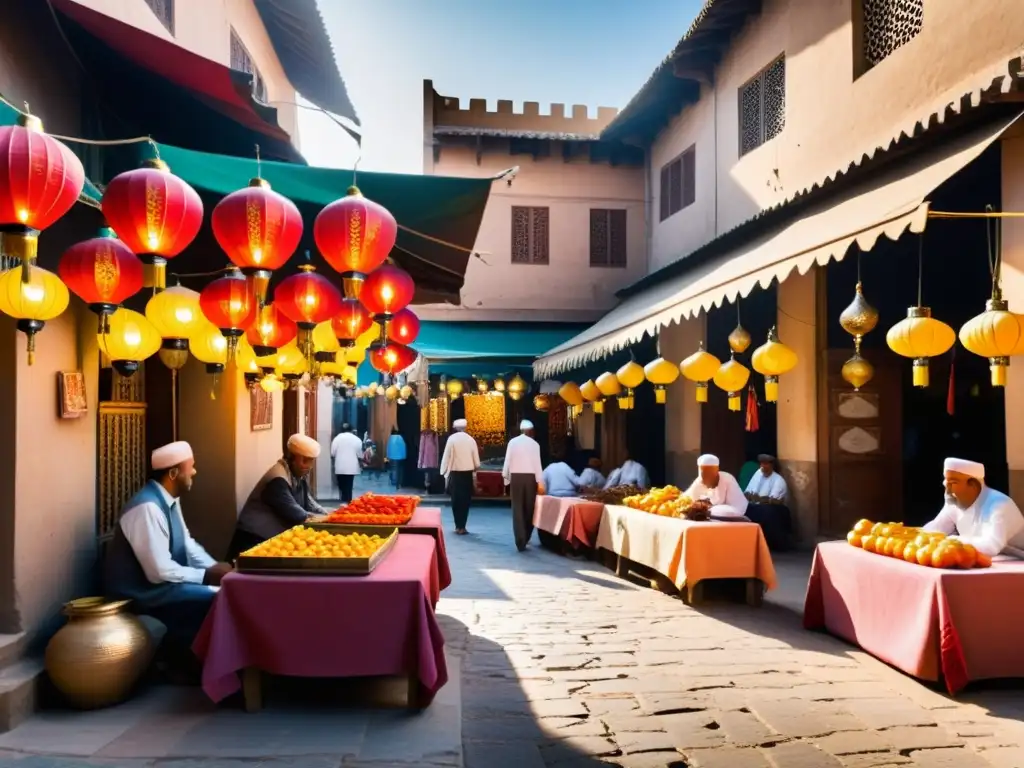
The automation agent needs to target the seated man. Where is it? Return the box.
[228,433,327,560]
[924,457,1024,558]
[577,457,606,490]
[743,454,793,550]
[104,441,231,679]
[683,454,748,518]
[603,454,651,490]
[542,461,581,498]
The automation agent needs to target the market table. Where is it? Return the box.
[596,504,777,602]
[401,507,451,592]
[533,495,604,549]
[193,534,447,712]
[804,541,1024,694]
[474,470,506,498]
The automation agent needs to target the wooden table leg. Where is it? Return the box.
[615,554,629,578]
[746,578,764,607]
[242,667,262,712]
[686,580,704,606]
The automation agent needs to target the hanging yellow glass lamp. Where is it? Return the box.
[146,283,201,372]
[713,354,750,411]
[680,341,721,403]
[839,253,880,389]
[596,371,624,410]
[98,308,161,378]
[508,373,527,401]
[644,349,680,404]
[841,339,874,392]
[0,263,70,364]
[189,317,229,398]
[580,379,604,414]
[728,301,751,354]
[751,326,799,402]
[616,358,645,410]
[446,378,464,400]
[559,381,584,418]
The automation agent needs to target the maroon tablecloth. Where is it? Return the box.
[533,496,604,549]
[403,507,451,592]
[804,541,1024,694]
[193,534,447,704]
[475,470,505,497]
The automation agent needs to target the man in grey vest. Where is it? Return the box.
[104,441,231,679]
[227,433,328,560]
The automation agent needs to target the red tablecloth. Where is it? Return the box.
[193,534,447,704]
[403,507,451,591]
[804,541,1024,694]
[533,496,605,549]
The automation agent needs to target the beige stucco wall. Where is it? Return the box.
[649,0,1024,272]
[999,137,1024,506]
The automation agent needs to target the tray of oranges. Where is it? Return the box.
[236,524,399,576]
[321,493,421,526]
[846,519,992,569]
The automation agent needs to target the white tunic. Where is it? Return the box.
[684,471,749,518]
[330,432,364,475]
[440,431,481,478]
[119,483,215,585]
[502,434,543,484]
[744,470,789,504]
[923,485,1024,557]
[603,461,651,490]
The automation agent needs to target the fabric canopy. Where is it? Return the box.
[534,113,1022,378]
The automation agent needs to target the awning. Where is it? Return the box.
[124,142,494,305]
[535,113,1022,378]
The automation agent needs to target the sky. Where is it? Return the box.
[298,0,704,174]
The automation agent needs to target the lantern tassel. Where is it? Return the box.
[26,334,35,366]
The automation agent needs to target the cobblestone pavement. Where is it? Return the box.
[439,505,1024,768]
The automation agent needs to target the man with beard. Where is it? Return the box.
[228,433,328,559]
[923,457,1024,558]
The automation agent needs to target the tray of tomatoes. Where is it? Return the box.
[322,493,421,526]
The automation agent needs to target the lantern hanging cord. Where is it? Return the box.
[917,234,924,307]
[983,203,1001,292]
[0,91,158,150]
[929,210,1024,218]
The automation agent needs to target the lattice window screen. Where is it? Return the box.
[589,209,627,267]
[511,207,550,264]
[862,0,923,69]
[739,56,785,157]
[230,29,267,102]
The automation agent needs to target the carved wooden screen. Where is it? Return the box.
[97,367,147,543]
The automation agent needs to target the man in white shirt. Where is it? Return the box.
[603,454,651,490]
[330,423,364,503]
[924,457,1024,558]
[104,441,230,679]
[745,454,789,504]
[742,454,793,550]
[684,454,748,518]
[577,457,605,490]
[542,461,580,498]
[503,420,545,551]
[440,418,480,535]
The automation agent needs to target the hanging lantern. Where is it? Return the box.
[714,355,750,411]
[360,263,415,322]
[644,357,679,404]
[615,359,645,410]
[508,373,528,401]
[0,263,69,364]
[311,320,340,362]
[558,381,583,407]
[274,340,307,379]
[199,267,257,357]
[237,338,262,383]
[97,308,160,377]
[751,326,799,402]
[533,393,550,412]
[580,379,604,414]
[102,158,203,291]
[839,280,879,341]
[190,317,229,380]
[596,371,624,410]
[446,378,464,400]
[400,383,414,401]
[145,283,201,372]
[842,340,875,391]
[493,377,506,393]
[314,187,398,298]
[58,227,143,333]
[260,373,286,393]
[886,307,955,388]
[273,255,343,356]
[0,113,85,265]
[211,177,303,307]
[332,297,374,348]
[680,342,721,403]
[959,289,1024,387]
[384,384,399,401]
[387,307,420,345]
[475,378,489,394]
[246,302,297,357]
[368,340,417,375]
[728,324,751,354]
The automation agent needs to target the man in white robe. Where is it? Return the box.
[578,457,605,490]
[603,454,650,490]
[440,419,480,535]
[743,454,793,549]
[924,457,1024,558]
[745,454,789,504]
[684,454,748,518]
[503,420,545,551]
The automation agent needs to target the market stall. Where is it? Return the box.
[533,495,604,550]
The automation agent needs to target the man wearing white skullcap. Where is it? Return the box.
[923,457,1024,557]
[440,418,480,534]
[683,454,749,519]
[229,433,328,559]
[104,441,231,681]
[503,419,544,550]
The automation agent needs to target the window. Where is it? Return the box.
[858,0,923,72]
[590,209,627,268]
[144,0,174,34]
[659,146,696,222]
[738,56,786,157]
[511,207,549,265]
[230,29,267,102]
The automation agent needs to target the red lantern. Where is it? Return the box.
[199,267,257,356]
[246,302,297,357]
[273,261,343,330]
[58,227,144,332]
[211,178,303,306]
[387,307,420,345]
[360,264,415,319]
[368,340,418,375]
[102,159,203,290]
[0,113,85,263]
[313,186,397,298]
[331,298,373,347]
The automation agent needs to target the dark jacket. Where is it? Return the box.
[235,459,325,540]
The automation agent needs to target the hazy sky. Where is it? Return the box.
[298,0,703,173]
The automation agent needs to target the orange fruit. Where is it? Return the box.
[847,531,862,547]
[959,544,978,569]
[883,538,899,557]
[871,523,885,536]
[892,539,907,559]
[861,535,877,553]
[903,543,918,563]
[976,552,993,568]
[916,544,934,567]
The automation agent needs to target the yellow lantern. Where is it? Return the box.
[476,378,489,394]
[644,357,679,404]
[355,321,382,351]
[580,379,604,414]
[400,383,414,400]
[713,355,750,411]
[508,373,527,401]
[190,318,229,397]
[446,378,464,399]
[559,381,583,406]
[260,373,285,393]
[312,320,340,360]
[533,393,550,412]
[237,338,261,377]
[959,290,1024,387]
[616,359,644,410]
[385,384,399,401]
[728,324,751,354]
[751,326,799,402]
[0,264,70,365]
[98,308,161,377]
[274,340,307,379]
[146,284,200,372]
[493,376,506,393]
[842,345,874,391]
[886,307,955,388]
[680,342,721,403]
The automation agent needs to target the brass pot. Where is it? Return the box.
[44,597,155,709]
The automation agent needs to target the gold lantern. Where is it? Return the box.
[959,289,1024,387]
[446,378,464,399]
[839,280,880,340]
[616,359,645,410]
[146,284,200,372]
[680,342,721,403]
[751,326,799,402]
[0,264,70,364]
[728,324,751,354]
[559,381,584,418]
[580,379,604,414]
[400,383,414,400]
[508,373,527,401]
[596,372,622,411]
[476,378,489,394]
[842,341,874,391]
[644,357,679,404]
[98,308,161,378]
[713,355,750,411]
[886,307,955,388]
[493,376,506,393]
[533,393,550,412]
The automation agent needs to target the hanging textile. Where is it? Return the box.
[745,384,760,433]
[548,396,568,460]
[418,431,439,469]
[463,394,505,447]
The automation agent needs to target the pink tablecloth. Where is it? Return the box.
[193,534,447,704]
[804,541,1024,694]
[403,507,451,591]
[533,496,604,548]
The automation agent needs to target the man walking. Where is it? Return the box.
[503,420,545,551]
[330,424,363,503]
[440,418,480,535]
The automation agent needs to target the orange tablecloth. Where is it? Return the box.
[533,496,605,549]
[804,541,1024,694]
[595,504,776,590]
